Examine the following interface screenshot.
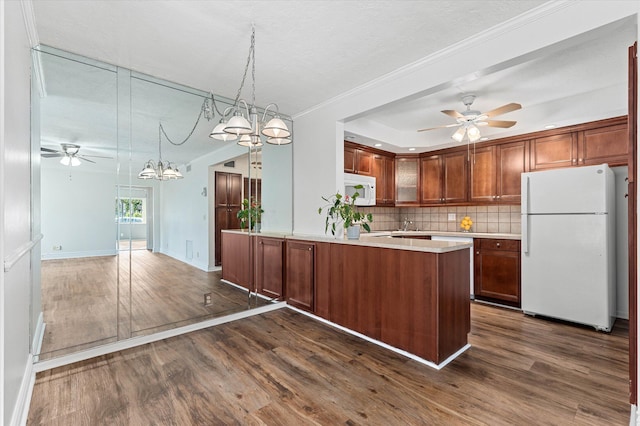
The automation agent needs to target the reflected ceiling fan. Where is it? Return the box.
[41,143,112,166]
[417,94,521,142]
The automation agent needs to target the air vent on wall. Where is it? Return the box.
[224,161,235,168]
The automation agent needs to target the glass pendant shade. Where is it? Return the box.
[70,157,81,167]
[261,117,290,138]
[451,127,466,142]
[209,121,237,141]
[237,134,263,147]
[224,113,252,136]
[467,125,481,142]
[266,136,292,145]
[60,156,70,166]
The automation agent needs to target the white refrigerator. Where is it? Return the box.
[521,164,616,331]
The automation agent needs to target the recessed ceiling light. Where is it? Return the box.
[544,124,556,129]
[408,147,416,151]
[374,143,382,147]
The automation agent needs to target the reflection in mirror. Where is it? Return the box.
[37,48,119,359]
[33,46,293,362]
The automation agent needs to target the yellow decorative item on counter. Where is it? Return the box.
[460,216,473,232]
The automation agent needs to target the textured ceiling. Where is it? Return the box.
[30,1,636,168]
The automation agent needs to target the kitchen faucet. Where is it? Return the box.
[402,218,413,232]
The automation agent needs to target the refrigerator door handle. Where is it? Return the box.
[522,176,529,254]
[523,214,529,254]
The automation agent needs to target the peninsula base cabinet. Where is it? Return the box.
[256,236,284,299]
[474,238,521,307]
[285,241,316,312]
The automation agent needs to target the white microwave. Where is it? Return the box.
[344,173,376,206]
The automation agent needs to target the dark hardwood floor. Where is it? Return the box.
[28,302,629,425]
[40,250,266,360]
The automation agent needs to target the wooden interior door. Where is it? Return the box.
[628,41,637,405]
[215,171,242,266]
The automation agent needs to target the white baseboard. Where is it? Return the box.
[11,353,35,426]
[630,404,637,426]
[286,305,470,370]
[41,249,117,260]
[34,301,286,372]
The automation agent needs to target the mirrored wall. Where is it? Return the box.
[32,46,293,361]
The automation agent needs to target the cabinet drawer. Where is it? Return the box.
[478,239,520,252]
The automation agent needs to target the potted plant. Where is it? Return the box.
[237,197,264,232]
[318,185,373,239]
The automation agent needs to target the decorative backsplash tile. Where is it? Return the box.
[359,205,521,234]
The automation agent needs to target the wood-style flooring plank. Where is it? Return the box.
[29,303,630,425]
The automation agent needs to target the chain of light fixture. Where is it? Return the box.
[138,27,291,180]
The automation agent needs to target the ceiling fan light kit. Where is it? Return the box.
[417,94,521,144]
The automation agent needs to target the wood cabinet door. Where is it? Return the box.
[383,155,395,204]
[443,151,468,203]
[396,156,420,204]
[579,123,628,166]
[470,146,496,203]
[497,141,528,203]
[420,155,443,204]
[356,149,374,175]
[285,241,315,312]
[530,133,577,170]
[256,237,284,299]
[474,239,521,306]
[221,232,251,289]
[372,155,386,205]
[344,145,356,173]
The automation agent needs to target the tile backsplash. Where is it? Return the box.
[360,205,521,234]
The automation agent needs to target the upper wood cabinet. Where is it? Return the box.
[470,141,528,203]
[421,151,467,204]
[344,142,373,175]
[372,153,395,206]
[530,118,628,170]
[530,133,577,170]
[578,122,628,166]
[396,155,420,205]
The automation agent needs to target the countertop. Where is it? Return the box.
[222,229,522,253]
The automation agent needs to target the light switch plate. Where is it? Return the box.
[447,213,456,221]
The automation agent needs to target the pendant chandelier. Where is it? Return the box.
[208,27,291,146]
[137,124,184,180]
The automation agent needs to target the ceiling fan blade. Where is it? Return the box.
[41,153,64,158]
[483,103,522,118]
[78,156,96,163]
[82,154,114,159]
[485,119,517,128]
[417,123,461,132]
[441,109,464,119]
[41,147,61,153]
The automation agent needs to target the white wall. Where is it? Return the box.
[1,1,35,424]
[41,167,117,259]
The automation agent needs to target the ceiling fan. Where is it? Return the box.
[41,143,112,166]
[417,94,522,142]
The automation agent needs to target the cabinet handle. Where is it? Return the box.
[496,243,501,248]
[578,158,583,164]
[308,247,312,251]
[476,251,480,255]
[496,196,501,200]
[572,159,577,164]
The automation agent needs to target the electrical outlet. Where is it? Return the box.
[204,293,212,306]
[53,245,62,251]
[447,213,456,221]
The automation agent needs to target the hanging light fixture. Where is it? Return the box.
[60,154,81,167]
[137,124,184,180]
[209,27,292,147]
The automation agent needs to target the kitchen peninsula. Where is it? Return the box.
[221,230,472,367]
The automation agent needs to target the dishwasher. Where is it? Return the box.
[430,235,474,298]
